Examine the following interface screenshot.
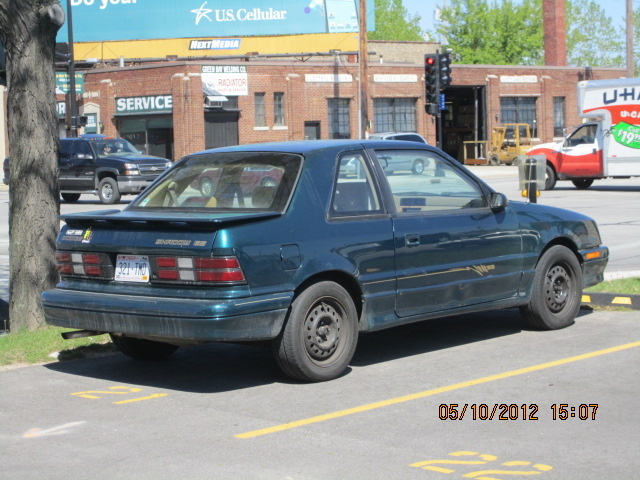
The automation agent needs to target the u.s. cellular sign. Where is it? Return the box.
[57,0,375,43]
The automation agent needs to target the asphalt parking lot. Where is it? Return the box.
[1,308,638,479]
[1,168,639,479]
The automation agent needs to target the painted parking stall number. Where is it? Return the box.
[72,386,167,404]
[410,451,553,478]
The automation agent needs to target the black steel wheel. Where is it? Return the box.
[98,177,121,204]
[520,245,582,330]
[273,281,358,382]
[61,193,81,203]
[110,334,179,361]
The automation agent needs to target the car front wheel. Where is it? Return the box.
[110,334,179,361]
[520,245,582,330]
[273,281,358,382]
[98,177,121,204]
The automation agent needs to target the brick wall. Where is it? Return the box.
[63,56,624,160]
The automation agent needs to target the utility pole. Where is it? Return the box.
[626,0,635,78]
[359,0,369,138]
[66,0,78,137]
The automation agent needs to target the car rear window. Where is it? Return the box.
[131,151,302,212]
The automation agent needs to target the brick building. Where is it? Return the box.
[61,43,625,162]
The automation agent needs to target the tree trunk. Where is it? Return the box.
[0,1,64,330]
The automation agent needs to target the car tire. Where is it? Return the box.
[98,177,121,204]
[520,245,582,330]
[273,281,359,382]
[110,334,179,361]
[412,160,425,175]
[200,178,214,197]
[544,163,557,191]
[61,193,81,203]
[572,178,594,189]
[489,154,501,165]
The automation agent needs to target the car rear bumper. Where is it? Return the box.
[42,288,293,342]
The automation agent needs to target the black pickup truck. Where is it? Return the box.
[59,136,172,204]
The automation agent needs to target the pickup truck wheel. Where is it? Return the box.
[110,334,179,361]
[61,193,81,202]
[544,164,557,190]
[273,281,358,382]
[572,178,594,189]
[520,245,582,330]
[98,177,121,204]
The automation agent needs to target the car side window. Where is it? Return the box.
[376,150,488,213]
[331,153,381,216]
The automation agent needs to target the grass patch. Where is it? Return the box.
[0,326,115,368]
[586,277,640,295]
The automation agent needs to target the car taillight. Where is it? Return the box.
[55,251,113,279]
[152,256,246,285]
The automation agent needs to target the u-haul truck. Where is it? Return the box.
[528,77,640,190]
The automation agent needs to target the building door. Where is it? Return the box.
[204,111,239,149]
[305,121,320,140]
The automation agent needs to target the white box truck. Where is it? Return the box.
[528,77,640,190]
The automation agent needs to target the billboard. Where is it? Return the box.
[58,0,375,43]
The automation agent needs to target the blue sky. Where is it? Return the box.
[401,0,631,37]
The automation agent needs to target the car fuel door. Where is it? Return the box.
[378,149,523,317]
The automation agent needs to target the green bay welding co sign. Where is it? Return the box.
[116,95,173,115]
[58,0,375,42]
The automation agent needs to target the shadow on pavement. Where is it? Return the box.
[43,308,597,394]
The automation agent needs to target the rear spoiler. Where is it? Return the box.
[60,209,281,228]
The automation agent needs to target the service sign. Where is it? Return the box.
[58,0,375,43]
[202,65,249,96]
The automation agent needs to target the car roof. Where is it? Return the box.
[190,139,436,157]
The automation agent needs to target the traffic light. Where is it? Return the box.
[424,54,439,106]
[439,53,452,87]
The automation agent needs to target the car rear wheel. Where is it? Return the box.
[98,177,121,204]
[520,245,582,330]
[61,193,81,202]
[273,281,358,382]
[110,334,179,361]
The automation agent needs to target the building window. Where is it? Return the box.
[373,98,417,133]
[255,92,266,127]
[500,97,537,137]
[274,92,285,127]
[553,97,565,137]
[328,98,350,139]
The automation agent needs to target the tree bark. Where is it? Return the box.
[0,1,64,330]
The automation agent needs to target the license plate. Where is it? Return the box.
[115,255,150,283]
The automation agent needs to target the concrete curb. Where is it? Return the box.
[582,292,640,310]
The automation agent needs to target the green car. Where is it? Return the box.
[42,140,608,382]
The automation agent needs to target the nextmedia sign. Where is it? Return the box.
[190,39,242,51]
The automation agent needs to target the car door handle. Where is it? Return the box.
[405,233,420,246]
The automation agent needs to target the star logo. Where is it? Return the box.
[191,2,213,25]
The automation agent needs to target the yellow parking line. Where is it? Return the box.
[235,341,640,439]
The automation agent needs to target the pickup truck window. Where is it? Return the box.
[131,151,302,212]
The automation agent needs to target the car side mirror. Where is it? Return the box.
[489,192,508,212]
